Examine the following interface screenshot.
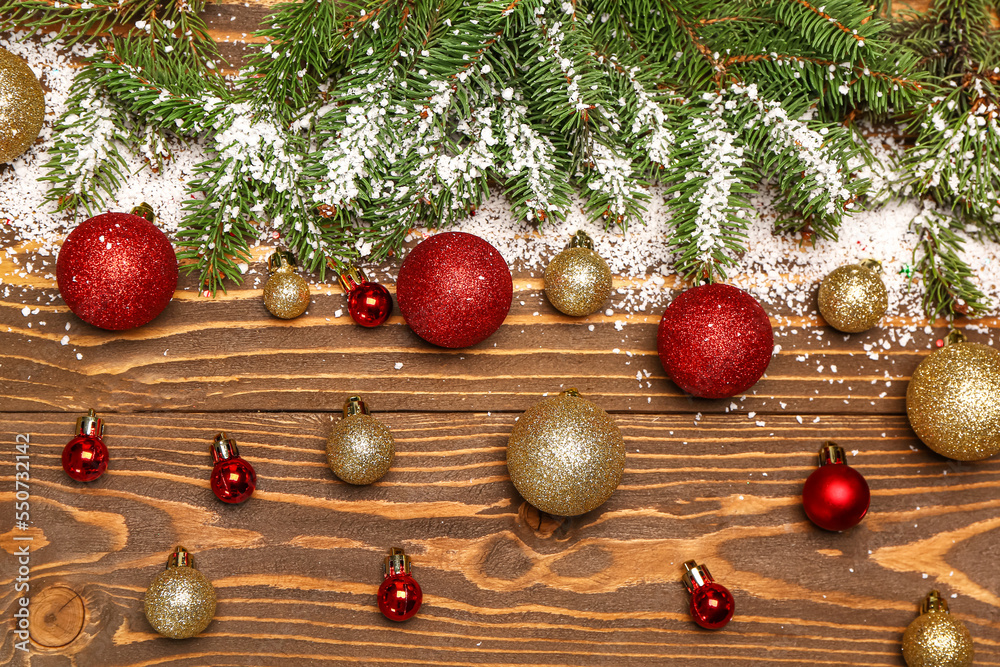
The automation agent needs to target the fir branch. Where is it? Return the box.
[39,72,129,215]
[909,207,990,320]
[665,93,756,282]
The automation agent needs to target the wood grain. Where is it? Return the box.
[1,412,998,667]
[4,0,1000,664]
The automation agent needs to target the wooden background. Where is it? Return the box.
[2,1,1000,665]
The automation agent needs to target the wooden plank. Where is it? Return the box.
[1,412,998,666]
[0,234,980,415]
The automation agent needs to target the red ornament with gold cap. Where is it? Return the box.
[62,409,109,482]
[209,433,257,504]
[682,560,735,630]
[56,203,178,331]
[338,266,392,327]
[802,441,871,531]
[377,548,422,622]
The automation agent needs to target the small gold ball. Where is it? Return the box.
[902,611,974,667]
[263,272,310,319]
[506,391,625,516]
[544,247,613,317]
[144,566,216,639]
[818,263,888,333]
[0,48,45,164]
[326,413,395,485]
[907,341,1000,461]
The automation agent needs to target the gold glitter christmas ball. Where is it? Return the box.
[0,48,45,164]
[818,260,888,333]
[902,591,974,667]
[506,389,625,516]
[144,547,216,639]
[544,231,613,317]
[263,251,310,319]
[906,332,1000,461]
[326,396,394,485]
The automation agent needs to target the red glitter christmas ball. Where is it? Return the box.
[56,212,178,330]
[657,283,773,399]
[396,232,512,348]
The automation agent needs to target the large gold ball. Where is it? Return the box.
[326,413,395,485]
[544,247,613,317]
[144,566,216,639]
[0,48,45,164]
[818,263,888,333]
[907,341,1000,461]
[902,611,974,667]
[263,272,310,319]
[506,391,625,516]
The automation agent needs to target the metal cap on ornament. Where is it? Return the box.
[211,432,240,463]
[166,546,194,569]
[385,547,412,577]
[75,408,104,438]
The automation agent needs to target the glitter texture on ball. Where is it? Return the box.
[0,48,45,164]
[144,547,216,640]
[902,591,974,667]
[56,211,178,331]
[657,283,774,399]
[326,396,395,485]
[506,389,625,517]
[263,251,310,319]
[544,231,612,317]
[906,333,1000,461]
[818,260,888,333]
[396,231,513,348]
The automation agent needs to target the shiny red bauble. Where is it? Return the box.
[803,443,870,531]
[690,582,736,629]
[62,435,109,482]
[209,433,257,504]
[377,574,423,622]
[349,282,393,327]
[396,232,512,348]
[56,211,178,330]
[62,410,109,482]
[657,283,773,399]
[682,560,734,630]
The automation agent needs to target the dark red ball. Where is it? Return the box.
[657,283,773,399]
[348,282,392,327]
[803,462,870,531]
[396,232,512,348]
[377,574,422,621]
[210,458,257,504]
[62,435,109,482]
[690,582,735,630]
[57,212,178,330]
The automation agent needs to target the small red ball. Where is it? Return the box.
[690,582,735,630]
[348,282,392,327]
[803,462,870,531]
[57,212,178,330]
[657,283,773,399]
[210,458,257,504]
[62,435,109,482]
[377,574,422,622]
[396,232,512,348]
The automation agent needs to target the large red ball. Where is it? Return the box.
[396,232,512,348]
[657,283,773,399]
[57,212,178,330]
[802,463,870,531]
